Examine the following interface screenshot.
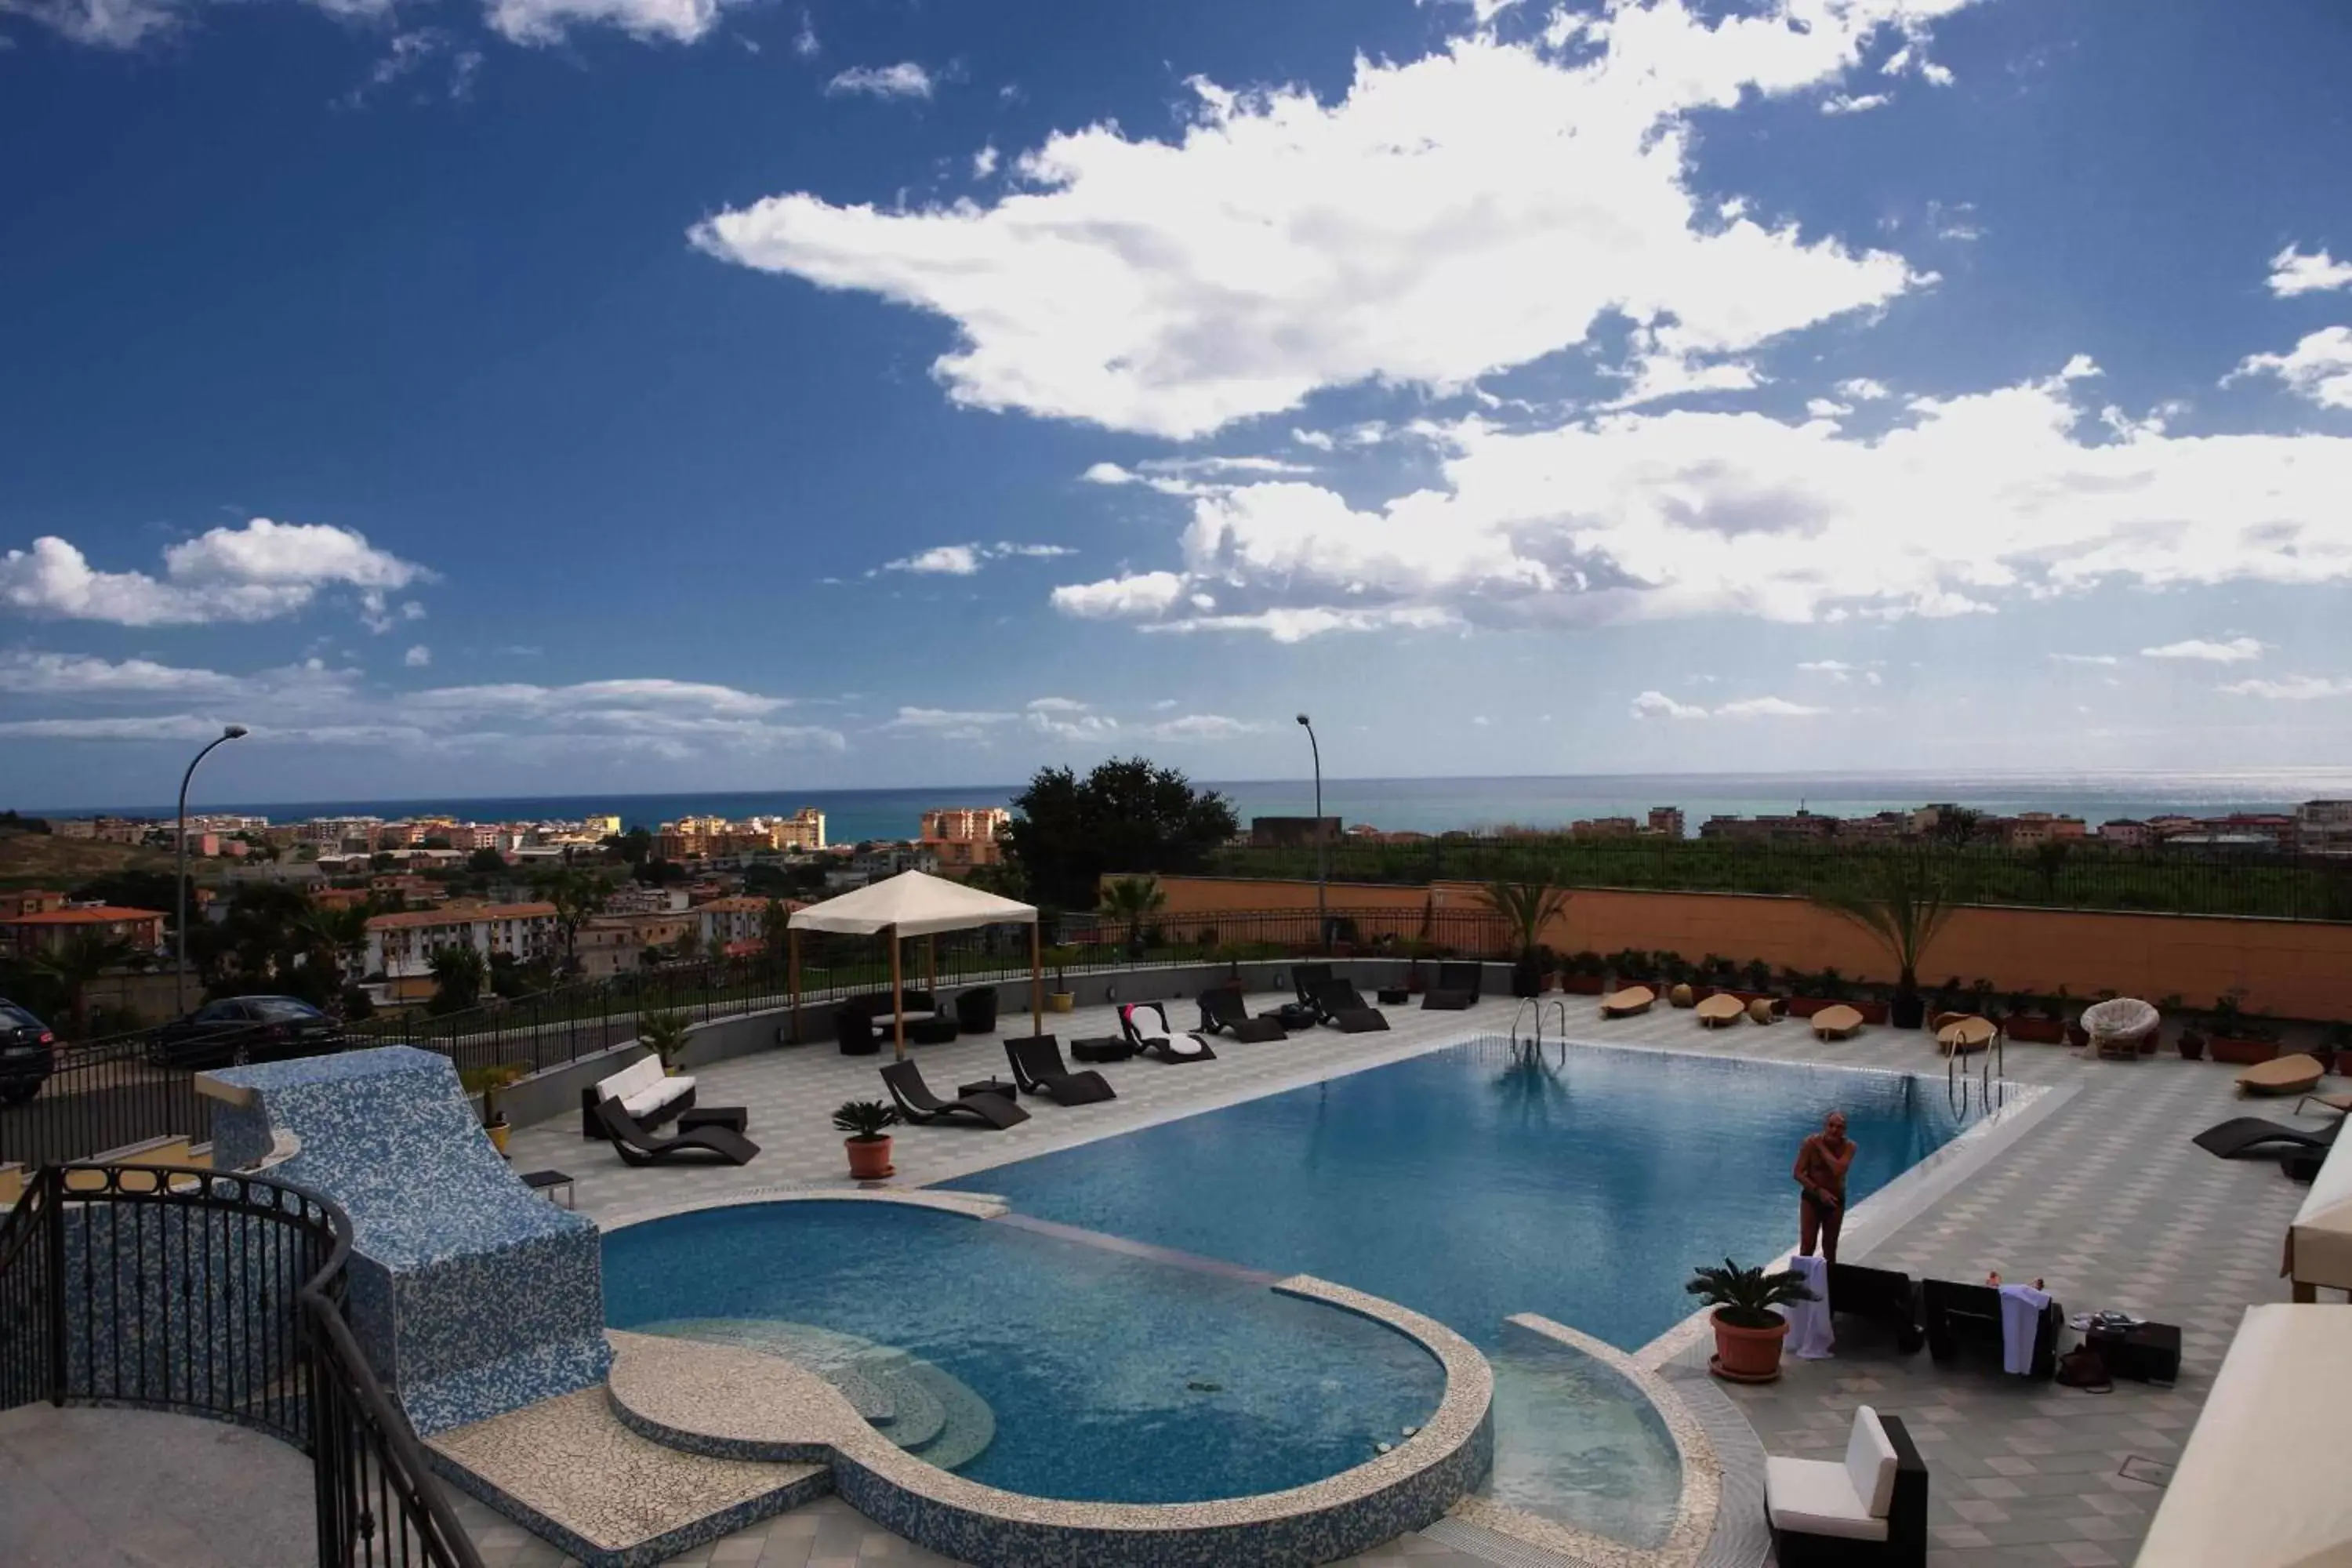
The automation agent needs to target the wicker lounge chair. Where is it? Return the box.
[880,1061,1029,1129]
[594,1099,760,1167]
[1812,1004,1865,1040]
[1935,1015,1995,1056]
[1309,977,1389,1033]
[953,987,1000,1034]
[1421,962,1481,1011]
[1120,1001,1215,1063]
[2240,1054,2327,1097]
[2082,996,2159,1059]
[1599,985,1655,1018]
[1196,985,1286,1042]
[1006,1035,1118,1105]
[833,1007,884,1056]
[1290,963,1334,1010]
[1695,993,1746,1028]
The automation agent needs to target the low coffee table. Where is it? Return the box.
[679,1107,750,1134]
[959,1079,1018,1102]
[1377,988,1410,1006]
[519,1170,575,1208]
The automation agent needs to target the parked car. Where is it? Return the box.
[0,999,56,1105]
[145,996,345,1070]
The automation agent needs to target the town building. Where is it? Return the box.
[1646,807,1686,838]
[1569,817,1639,840]
[2098,819,2151,848]
[2299,800,2352,855]
[363,902,557,993]
[695,895,787,957]
[920,806,1011,873]
[2,902,167,957]
[1250,816,1342,848]
[2003,812,2089,848]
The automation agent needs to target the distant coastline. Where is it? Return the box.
[24,768,2352,845]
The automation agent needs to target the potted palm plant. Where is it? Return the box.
[833,1099,899,1179]
[1687,1257,1816,1382]
[1042,946,1078,1012]
[1479,879,1571,999]
[1561,951,1607,995]
[2205,989,2281,1065]
[1809,850,1965,1030]
[459,1062,528,1156]
[641,1008,693,1073]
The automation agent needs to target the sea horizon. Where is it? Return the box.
[24,766,2352,845]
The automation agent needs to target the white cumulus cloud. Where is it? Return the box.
[404,644,432,667]
[2219,675,2352,701]
[2267,245,2352,298]
[0,519,428,628]
[825,62,934,100]
[694,5,1965,438]
[484,0,735,45]
[1631,689,1708,720]
[1716,695,1828,717]
[2227,326,2352,410]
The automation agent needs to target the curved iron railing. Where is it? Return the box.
[0,1163,483,1568]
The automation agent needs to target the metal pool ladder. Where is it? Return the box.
[1947,1022,2006,1120]
[1510,997,1570,1053]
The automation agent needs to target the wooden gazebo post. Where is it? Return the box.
[1029,919,1043,1036]
[888,923,907,1062]
[787,925,801,1044]
[925,934,937,1000]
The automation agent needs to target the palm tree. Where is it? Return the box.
[426,944,486,1014]
[1479,879,1570,997]
[292,902,369,1000]
[1810,850,1966,1028]
[27,931,138,1039]
[538,866,613,976]
[1098,875,1167,954]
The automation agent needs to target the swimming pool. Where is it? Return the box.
[601,1200,1446,1504]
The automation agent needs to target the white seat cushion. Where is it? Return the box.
[619,1074,693,1117]
[1765,1456,1889,1542]
[597,1055,662,1102]
[1844,1405,1900,1518]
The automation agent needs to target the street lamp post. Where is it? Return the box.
[1295,713,1327,953]
[176,724,249,1014]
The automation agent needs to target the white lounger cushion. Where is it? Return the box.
[598,1054,694,1117]
[1764,1406,1896,1543]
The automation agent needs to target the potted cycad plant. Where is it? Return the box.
[1042,946,1078,1012]
[1687,1256,1817,1383]
[459,1062,528,1156]
[833,1098,899,1179]
[2205,989,2281,1065]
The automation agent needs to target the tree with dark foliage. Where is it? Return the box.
[1005,758,1239,910]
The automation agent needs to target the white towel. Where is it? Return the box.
[1787,1254,1835,1360]
[1999,1283,2050,1375]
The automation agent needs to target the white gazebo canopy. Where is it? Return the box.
[2136,1305,2352,1567]
[787,871,1036,938]
[786,871,1040,1058]
[2288,1132,2352,1298]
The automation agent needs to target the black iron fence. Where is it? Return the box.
[0,1163,482,1567]
[1207,836,2352,922]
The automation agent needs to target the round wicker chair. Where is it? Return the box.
[2082,996,2159,1060]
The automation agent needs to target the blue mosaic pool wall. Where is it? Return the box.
[206,1046,612,1435]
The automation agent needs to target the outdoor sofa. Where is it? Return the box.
[1763,1405,1928,1568]
[578,1052,695,1139]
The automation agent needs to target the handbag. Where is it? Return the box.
[2056,1345,2112,1392]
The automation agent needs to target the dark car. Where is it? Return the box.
[0,999,56,1105]
[146,996,345,1071]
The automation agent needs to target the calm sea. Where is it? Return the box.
[42,769,2352,844]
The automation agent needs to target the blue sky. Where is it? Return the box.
[3,0,2350,808]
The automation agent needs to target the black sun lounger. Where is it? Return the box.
[1006,1035,1118,1105]
[880,1061,1030,1129]
[1421,961,1481,1011]
[1311,977,1390,1033]
[1120,1002,1216,1063]
[2192,1116,2343,1160]
[1197,984,1287,1042]
[1827,1261,1926,1354]
[1290,963,1334,1010]
[596,1098,760,1167]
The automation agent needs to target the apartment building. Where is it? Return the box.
[695,895,786,956]
[574,910,694,978]
[2300,800,2352,855]
[363,902,557,984]
[2004,813,2089,848]
[2,902,167,958]
[2098,819,2152,848]
[1646,807,1686,838]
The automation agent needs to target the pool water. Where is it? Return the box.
[601,1201,1445,1504]
[947,1038,1960,1353]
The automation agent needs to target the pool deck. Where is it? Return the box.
[475,990,2331,1568]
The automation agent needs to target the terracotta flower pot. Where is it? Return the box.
[2208,1036,2278,1066]
[2004,1016,2068,1044]
[845,1135,894,1180]
[1561,975,1605,996]
[1710,1310,1789,1383]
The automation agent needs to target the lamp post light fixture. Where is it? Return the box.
[176,724,249,1014]
[1295,713,1327,953]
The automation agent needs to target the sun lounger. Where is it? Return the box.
[1765,1406,1928,1568]
[880,1061,1029,1129]
[1922,1277,2060,1377]
[1421,961,1481,1011]
[1936,1015,1995,1056]
[1812,1004,1865,1040]
[1006,1035,1118,1105]
[1695,993,1745,1028]
[1599,985,1655,1018]
[2193,1116,2343,1160]
[1290,963,1334,1011]
[1120,1002,1216,1063]
[1196,985,1287,1042]
[1827,1263,1925,1354]
[2239,1054,2327,1097]
[595,1098,760,1167]
[2293,1091,2352,1119]
[1309,977,1389,1033]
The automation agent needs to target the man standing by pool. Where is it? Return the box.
[1795,1110,1856,1264]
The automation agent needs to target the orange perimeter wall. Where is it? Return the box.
[1149,875,2352,1021]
